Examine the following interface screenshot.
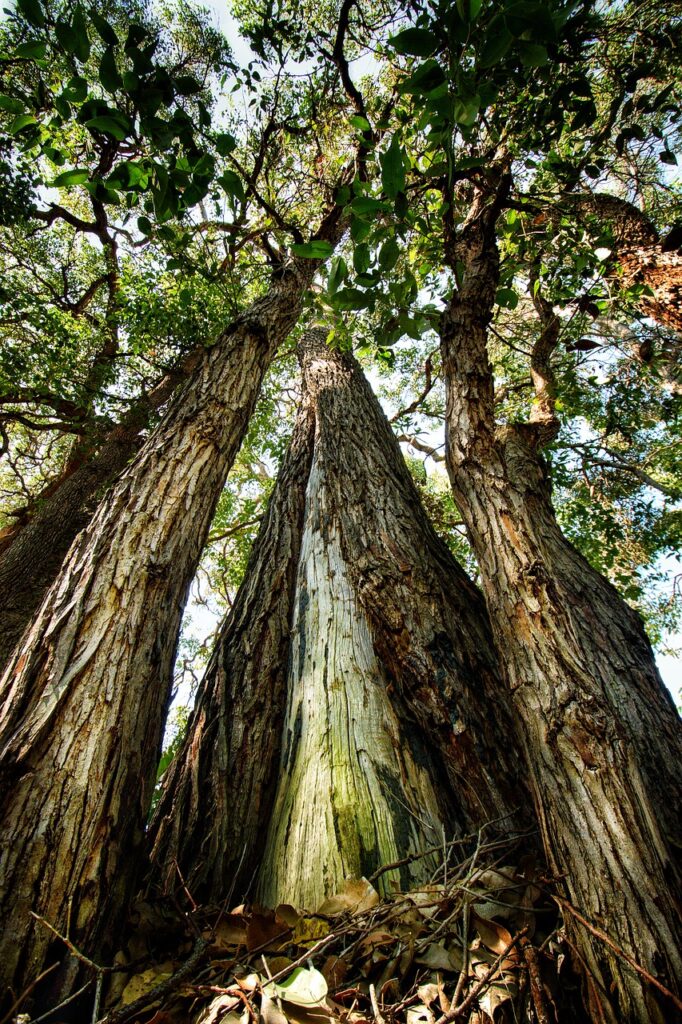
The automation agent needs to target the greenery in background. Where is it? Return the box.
[0,0,680,707]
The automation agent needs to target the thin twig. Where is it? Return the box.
[27,980,94,1024]
[91,973,103,1024]
[264,934,338,986]
[434,929,528,1023]
[30,913,105,974]
[97,937,209,1024]
[555,896,682,1012]
[0,963,60,1024]
[369,983,387,1024]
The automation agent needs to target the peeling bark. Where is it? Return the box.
[0,247,339,1008]
[440,186,682,1024]
[149,330,530,911]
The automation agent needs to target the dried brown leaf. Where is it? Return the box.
[120,964,174,1007]
[246,908,291,952]
[212,915,248,949]
[414,943,457,972]
[316,879,379,916]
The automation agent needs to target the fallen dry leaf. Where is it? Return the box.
[119,964,174,1007]
[246,908,291,952]
[261,991,289,1024]
[414,942,457,972]
[316,878,379,916]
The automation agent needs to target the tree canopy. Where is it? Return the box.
[1,0,679,663]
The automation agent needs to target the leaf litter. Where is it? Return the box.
[85,831,591,1024]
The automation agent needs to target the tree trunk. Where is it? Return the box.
[440,186,682,1024]
[571,192,682,345]
[149,329,531,911]
[0,250,335,1010]
[0,343,206,672]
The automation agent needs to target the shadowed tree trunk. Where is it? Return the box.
[149,329,531,911]
[0,227,343,1011]
[0,345,206,672]
[440,180,682,1024]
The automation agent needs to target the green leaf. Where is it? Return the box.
[56,19,79,54]
[353,242,371,274]
[217,169,245,201]
[519,43,548,67]
[291,240,334,259]
[71,6,91,62]
[327,256,347,295]
[660,149,677,165]
[61,76,89,102]
[380,135,406,199]
[331,287,372,310]
[215,132,237,155]
[379,237,400,271]
[174,75,202,96]
[15,40,47,59]
[85,115,130,140]
[456,0,481,21]
[89,9,118,46]
[397,59,446,96]
[479,28,513,67]
[99,47,123,92]
[43,145,67,165]
[52,168,90,187]
[349,114,370,131]
[8,113,37,133]
[16,0,44,27]
[389,28,439,57]
[137,215,152,234]
[124,24,148,49]
[351,196,391,215]
[0,95,24,114]
[453,92,480,126]
[350,216,372,243]
[496,287,518,309]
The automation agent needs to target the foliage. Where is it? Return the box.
[1,0,680,666]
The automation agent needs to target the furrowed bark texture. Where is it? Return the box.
[572,192,682,336]
[149,398,316,906]
[0,254,329,1009]
[0,346,205,673]
[440,193,682,1024]
[150,329,530,911]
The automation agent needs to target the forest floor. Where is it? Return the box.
[16,831,602,1024]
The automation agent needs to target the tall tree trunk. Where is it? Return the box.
[0,241,339,1010]
[149,329,531,911]
[440,182,682,1024]
[0,343,206,672]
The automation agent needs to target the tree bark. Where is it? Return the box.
[570,192,682,351]
[149,329,531,911]
[0,343,207,672]
[0,244,338,1010]
[440,185,682,1024]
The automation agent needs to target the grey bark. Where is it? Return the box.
[0,238,341,1011]
[149,329,531,910]
[0,345,206,672]
[440,184,682,1024]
